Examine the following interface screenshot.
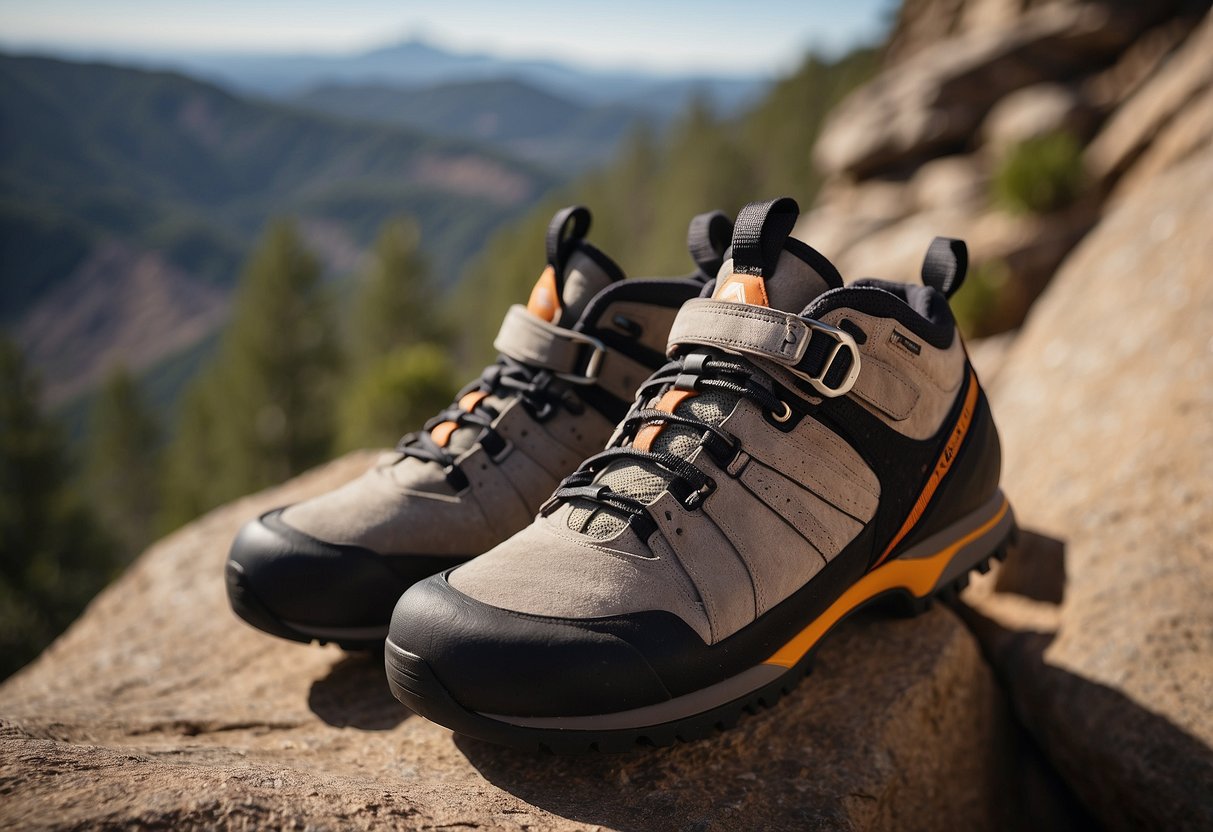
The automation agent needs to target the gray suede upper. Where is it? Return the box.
[279,247,682,557]
[449,241,969,645]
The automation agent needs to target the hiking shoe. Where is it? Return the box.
[226,205,733,648]
[385,196,1015,751]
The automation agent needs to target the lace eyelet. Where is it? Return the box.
[770,400,792,423]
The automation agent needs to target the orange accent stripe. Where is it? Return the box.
[763,498,1009,668]
[633,389,697,452]
[871,369,980,569]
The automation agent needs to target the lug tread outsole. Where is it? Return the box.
[386,534,1014,753]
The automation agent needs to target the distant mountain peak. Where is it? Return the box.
[361,37,474,61]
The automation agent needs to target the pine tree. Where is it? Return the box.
[160,219,341,528]
[337,343,458,451]
[638,97,754,275]
[0,337,118,679]
[158,379,220,531]
[449,47,881,371]
[335,217,462,451]
[350,217,445,368]
[742,48,880,201]
[85,365,161,558]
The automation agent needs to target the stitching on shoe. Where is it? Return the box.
[702,496,768,613]
[739,462,844,555]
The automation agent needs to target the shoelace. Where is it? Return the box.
[545,353,786,525]
[399,355,579,470]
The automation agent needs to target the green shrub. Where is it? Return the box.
[950,259,1010,339]
[993,131,1085,215]
[337,344,458,452]
[0,337,120,679]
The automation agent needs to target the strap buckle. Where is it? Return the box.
[555,330,607,384]
[793,320,861,398]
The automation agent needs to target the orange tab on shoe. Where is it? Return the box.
[713,272,770,307]
[430,420,459,448]
[526,264,562,322]
[633,389,698,452]
[432,390,490,447]
[459,390,489,412]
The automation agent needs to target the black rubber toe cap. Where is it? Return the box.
[226,509,467,637]
[388,573,673,717]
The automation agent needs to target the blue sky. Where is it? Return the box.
[0,0,893,76]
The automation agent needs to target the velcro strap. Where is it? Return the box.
[667,299,813,365]
[667,299,860,396]
[494,305,588,374]
[493,304,651,402]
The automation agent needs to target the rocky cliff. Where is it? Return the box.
[802,0,1213,335]
[3,2,1213,829]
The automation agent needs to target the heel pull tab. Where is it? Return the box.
[921,237,968,299]
[732,197,799,277]
[545,205,592,291]
[686,209,734,280]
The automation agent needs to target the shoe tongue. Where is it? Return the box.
[525,206,624,328]
[711,195,842,313]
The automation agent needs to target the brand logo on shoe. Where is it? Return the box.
[714,273,770,307]
[890,330,922,355]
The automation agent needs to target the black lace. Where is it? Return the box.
[545,353,785,521]
[398,355,577,469]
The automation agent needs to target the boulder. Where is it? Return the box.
[981,83,1094,152]
[0,449,1038,829]
[885,0,1008,64]
[909,153,989,211]
[886,0,1087,65]
[1082,14,1197,109]
[1085,9,1213,185]
[814,3,1149,178]
[1111,80,1213,200]
[797,178,917,260]
[819,206,978,283]
[966,331,1018,385]
[797,199,1094,335]
[964,148,1213,831]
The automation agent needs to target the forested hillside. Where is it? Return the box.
[1,55,552,310]
[0,54,554,404]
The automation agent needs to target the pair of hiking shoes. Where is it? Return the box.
[227,197,1015,753]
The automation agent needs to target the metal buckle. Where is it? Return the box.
[556,330,607,384]
[793,320,861,397]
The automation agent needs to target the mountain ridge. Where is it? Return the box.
[292,76,655,171]
[0,52,556,408]
[7,37,769,113]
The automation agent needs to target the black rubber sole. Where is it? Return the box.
[225,559,385,652]
[385,533,1014,753]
